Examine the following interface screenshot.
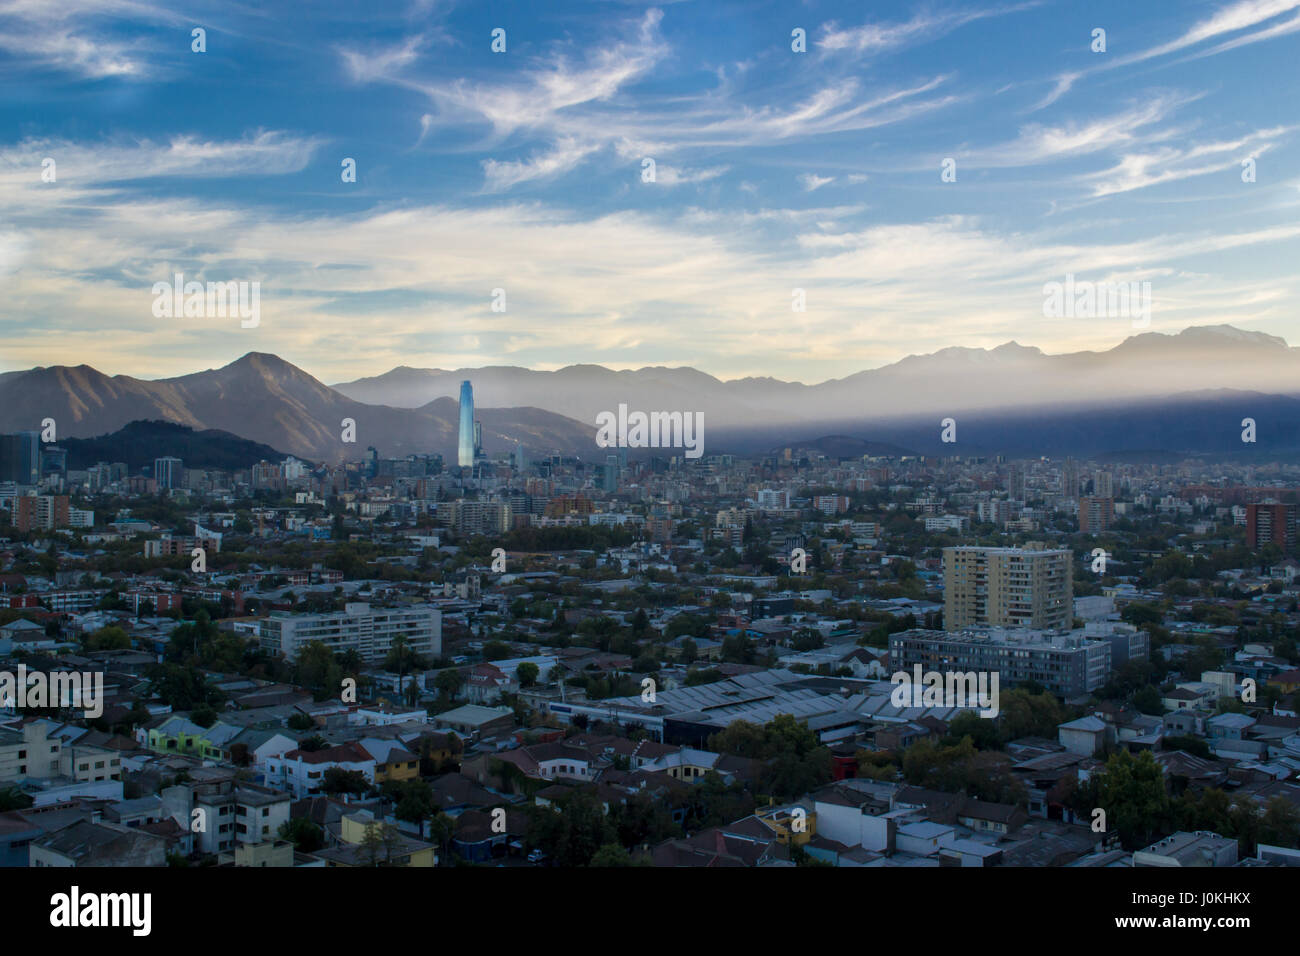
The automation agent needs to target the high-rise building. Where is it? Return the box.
[1246,501,1296,552]
[1061,458,1079,500]
[154,456,183,490]
[0,432,39,486]
[1005,465,1025,501]
[1094,470,1114,498]
[458,381,475,469]
[15,494,70,532]
[944,545,1073,631]
[1079,496,1114,535]
[442,500,512,536]
[40,445,67,479]
[814,495,850,515]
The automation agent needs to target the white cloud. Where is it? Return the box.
[818,4,1039,56]
[340,35,428,83]
[1034,0,1300,109]
[1082,128,1288,196]
[0,0,186,79]
[481,138,603,191]
[654,164,729,187]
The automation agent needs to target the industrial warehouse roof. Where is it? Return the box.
[591,671,985,729]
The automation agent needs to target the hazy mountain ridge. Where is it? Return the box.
[330,324,1300,427]
[7,325,1300,465]
[0,354,594,463]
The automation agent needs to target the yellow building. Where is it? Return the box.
[312,811,437,867]
[757,802,817,846]
[362,739,420,785]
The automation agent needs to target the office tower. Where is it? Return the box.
[512,443,528,472]
[1079,496,1114,535]
[944,545,1073,631]
[154,456,183,490]
[40,445,67,479]
[1062,458,1079,500]
[1005,465,1025,501]
[458,381,475,468]
[1246,501,1296,552]
[1094,469,1114,498]
[473,421,482,460]
[0,432,39,485]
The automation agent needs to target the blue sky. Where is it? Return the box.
[1,0,1298,383]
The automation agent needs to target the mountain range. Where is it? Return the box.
[332,325,1300,428]
[0,354,591,464]
[6,325,1300,463]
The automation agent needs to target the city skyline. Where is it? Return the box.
[2,0,1298,900]
[2,0,1298,383]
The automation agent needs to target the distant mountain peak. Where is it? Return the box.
[226,351,299,369]
[991,341,1042,355]
[1117,324,1288,351]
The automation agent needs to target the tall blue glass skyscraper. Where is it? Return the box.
[458,380,475,468]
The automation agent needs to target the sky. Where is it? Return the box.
[1,0,1298,384]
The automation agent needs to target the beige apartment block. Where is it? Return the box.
[944,545,1073,631]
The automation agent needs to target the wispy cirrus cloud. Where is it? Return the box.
[0,0,188,79]
[818,3,1039,56]
[481,138,603,192]
[4,0,1300,381]
[0,131,324,204]
[340,34,429,83]
[1082,127,1289,196]
[344,7,962,191]
[967,93,1199,168]
[1035,0,1300,108]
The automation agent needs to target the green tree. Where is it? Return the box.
[434,669,465,700]
[278,818,324,852]
[526,790,615,867]
[321,767,369,797]
[590,843,634,866]
[384,633,426,702]
[391,779,437,839]
[1091,749,1172,850]
[84,625,131,651]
